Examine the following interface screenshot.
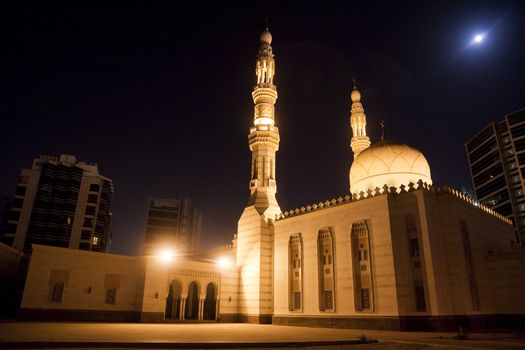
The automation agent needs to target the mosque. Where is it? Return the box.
[16,29,525,331]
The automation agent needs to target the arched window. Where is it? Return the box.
[203,282,217,320]
[165,279,182,319]
[351,220,374,311]
[288,233,303,311]
[185,281,200,320]
[317,227,335,311]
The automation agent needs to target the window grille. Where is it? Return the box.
[106,288,117,305]
[324,290,333,310]
[294,292,301,310]
[49,282,64,303]
[360,288,370,310]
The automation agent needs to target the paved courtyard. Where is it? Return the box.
[0,322,524,349]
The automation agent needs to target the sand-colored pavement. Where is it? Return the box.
[0,322,524,349]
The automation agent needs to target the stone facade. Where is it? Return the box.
[272,187,525,330]
[19,245,239,322]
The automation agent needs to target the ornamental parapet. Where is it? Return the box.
[248,127,280,148]
[439,185,512,224]
[252,87,278,103]
[271,179,512,225]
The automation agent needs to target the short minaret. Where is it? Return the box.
[350,80,371,158]
[247,28,281,217]
[236,27,280,324]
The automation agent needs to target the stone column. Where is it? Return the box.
[215,299,220,320]
[180,298,186,320]
[198,298,204,320]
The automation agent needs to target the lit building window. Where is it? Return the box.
[92,236,99,246]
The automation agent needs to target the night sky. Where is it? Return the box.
[2,2,524,256]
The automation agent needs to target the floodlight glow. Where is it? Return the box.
[217,256,231,268]
[254,117,274,126]
[158,248,175,263]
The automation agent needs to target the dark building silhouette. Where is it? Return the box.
[2,154,114,252]
[465,108,525,243]
[0,194,14,243]
[143,197,201,255]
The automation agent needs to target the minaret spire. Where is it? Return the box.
[350,80,371,158]
[247,27,280,216]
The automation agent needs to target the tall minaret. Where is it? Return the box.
[350,80,371,158]
[247,27,281,217]
[235,27,280,324]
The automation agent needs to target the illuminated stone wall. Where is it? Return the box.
[272,187,524,330]
[18,244,240,322]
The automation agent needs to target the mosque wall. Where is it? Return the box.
[18,244,240,322]
[435,191,525,318]
[19,245,145,321]
[272,194,402,329]
[272,188,525,330]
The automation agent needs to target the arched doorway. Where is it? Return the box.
[185,281,200,320]
[165,280,182,319]
[203,283,217,320]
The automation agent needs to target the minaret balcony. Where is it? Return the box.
[252,87,277,102]
[248,127,280,147]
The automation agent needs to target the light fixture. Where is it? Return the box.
[217,256,231,268]
[158,248,175,263]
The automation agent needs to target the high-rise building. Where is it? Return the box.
[465,107,525,243]
[143,197,201,255]
[1,154,114,252]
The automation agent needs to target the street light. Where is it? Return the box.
[217,256,231,268]
[158,248,176,263]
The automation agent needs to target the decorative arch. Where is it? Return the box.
[317,227,335,311]
[288,233,303,311]
[165,279,182,319]
[184,280,200,320]
[203,282,218,320]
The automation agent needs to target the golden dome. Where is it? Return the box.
[349,140,432,195]
[260,30,272,44]
[351,89,361,103]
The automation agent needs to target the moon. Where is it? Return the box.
[473,34,484,43]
